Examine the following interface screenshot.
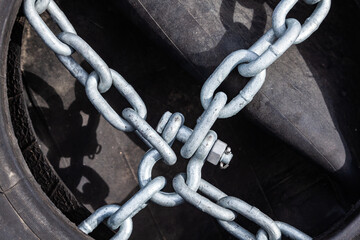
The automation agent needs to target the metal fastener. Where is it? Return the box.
[206,140,233,168]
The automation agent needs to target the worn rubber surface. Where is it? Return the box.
[1,0,360,239]
[0,0,92,239]
[21,0,360,239]
[113,0,360,191]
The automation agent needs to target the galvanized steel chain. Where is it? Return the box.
[173,175,312,240]
[24,0,330,239]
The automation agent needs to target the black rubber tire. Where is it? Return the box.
[0,1,91,239]
[0,0,360,239]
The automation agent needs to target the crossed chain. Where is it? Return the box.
[24,0,330,239]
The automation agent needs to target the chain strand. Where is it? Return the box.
[24,0,330,239]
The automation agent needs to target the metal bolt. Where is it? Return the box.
[206,140,233,168]
[219,147,232,169]
[157,112,233,169]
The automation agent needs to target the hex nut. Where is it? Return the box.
[206,140,227,165]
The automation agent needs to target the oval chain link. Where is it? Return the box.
[272,0,331,44]
[107,177,166,230]
[86,70,147,132]
[218,197,281,240]
[78,205,133,240]
[57,32,112,93]
[24,0,76,56]
[200,50,266,118]
[256,221,312,240]
[181,92,227,159]
[238,18,301,77]
[122,108,177,165]
[173,174,236,221]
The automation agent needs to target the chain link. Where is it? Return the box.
[57,32,113,93]
[238,18,301,77]
[78,205,133,240]
[200,50,266,118]
[24,0,330,238]
[256,221,312,240]
[218,197,281,240]
[181,92,227,159]
[122,108,178,165]
[24,0,76,55]
[273,0,331,44]
[86,70,147,131]
[107,177,166,230]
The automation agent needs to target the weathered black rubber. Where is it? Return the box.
[0,0,94,239]
[113,0,360,194]
[0,0,360,239]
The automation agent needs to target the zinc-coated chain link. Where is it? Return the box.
[78,204,133,240]
[23,0,330,239]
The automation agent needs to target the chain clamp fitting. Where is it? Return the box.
[24,0,330,237]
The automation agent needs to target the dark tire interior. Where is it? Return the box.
[2,0,360,239]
